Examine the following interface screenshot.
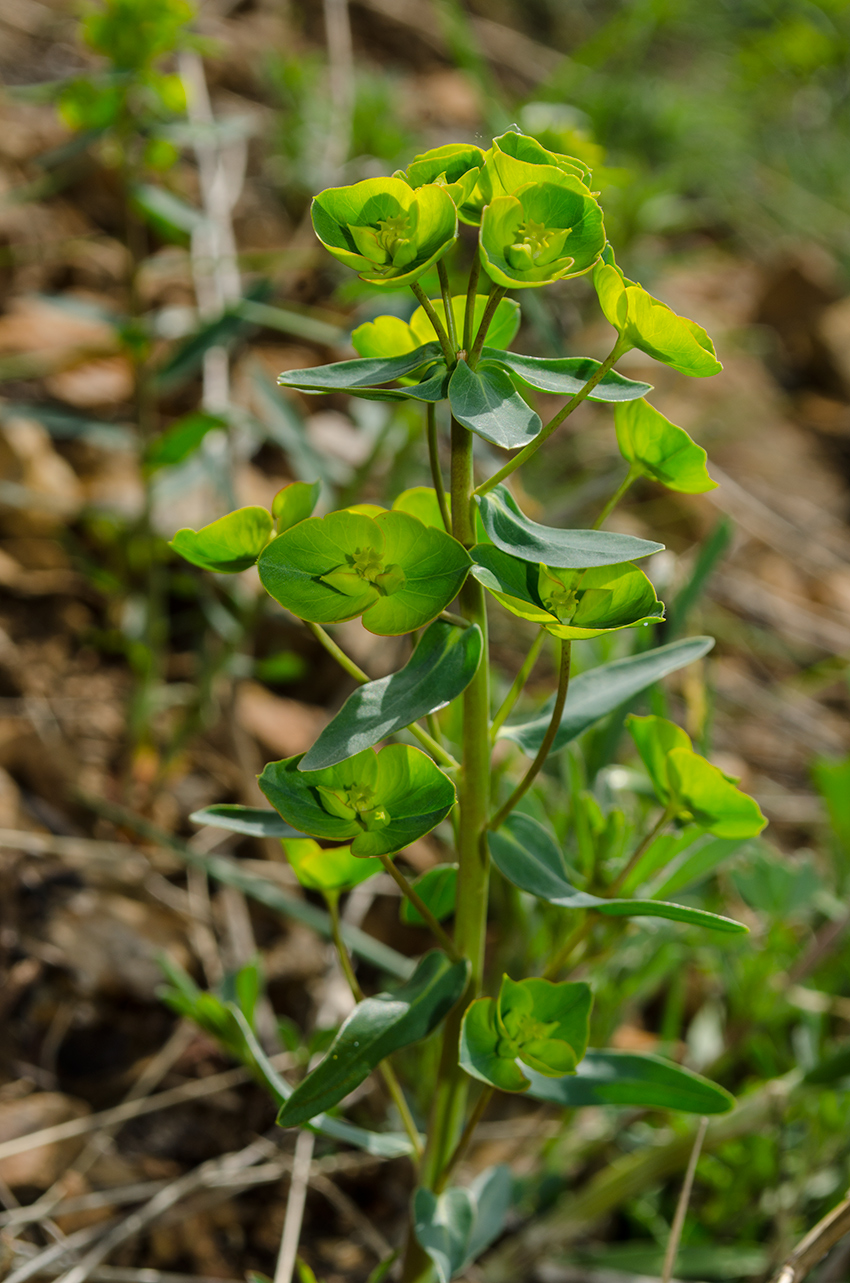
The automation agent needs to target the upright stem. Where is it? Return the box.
[411,282,454,364]
[418,417,491,1196]
[608,805,675,896]
[426,404,452,532]
[437,259,457,350]
[474,335,632,497]
[594,467,638,530]
[468,284,507,367]
[489,641,572,832]
[462,255,481,353]
[490,629,545,741]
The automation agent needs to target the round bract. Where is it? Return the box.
[311,177,458,287]
[480,179,605,289]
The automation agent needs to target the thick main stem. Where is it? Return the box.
[418,418,490,1197]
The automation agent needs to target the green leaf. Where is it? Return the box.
[131,182,204,242]
[282,837,381,893]
[628,715,767,838]
[472,546,664,641]
[615,399,717,493]
[448,360,542,449]
[500,636,715,756]
[812,756,850,855]
[476,485,663,567]
[644,835,747,899]
[400,864,458,926]
[351,314,420,359]
[145,411,225,471]
[523,1049,734,1113]
[277,343,443,395]
[460,973,592,1091]
[352,296,520,362]
[480,177,604,289]
[257,509,471,636]
[491,350,651,402]
[155,280,272,393]
[278,950,469,1127]
[413,1166,512,1283]
[190,804,300,838]
[311,177,458,287]
[158,956,261,1065]
[489,813,748,933]
[229,1006,416,1157]
[593,257,722,377]
[170,506,274,572]
[392,486,450,530]
[301,620,482,770]
[804,1041,850,1086]
[272,480,321,532]
[259,744,457,859]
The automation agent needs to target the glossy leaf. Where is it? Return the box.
[480,177,604,289]
[500,636,715,756]
[413,1166,512,1283]
[400,864,458,926]
[615,399,716,493]
[190,804,300,838]
[277,343,443,395]
[594,256,722,377]
[311,177,458,287]
[272,480,321,533]
[301,620,482,770]
[282,837,381,894]
[170,506,273,573]
[628,715,767,838]
[257,509,471,637]
[489,813,748,933]
[476,485,663,567]
[472,545,664,641]
[278,950,469,1127]
[460,973,592,1092]
[259,744,457,859]
[524,1049,734,1113]
[449,360,542,449]
[491,350,651,402]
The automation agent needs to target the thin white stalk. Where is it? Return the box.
[321,0,355,186]
[661,1115,709,1283]
[273,1128,316,1283]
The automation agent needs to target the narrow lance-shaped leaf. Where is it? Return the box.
[523,1050,734,1114]
[278,950,469,1127]
[500,636,715,756]
[301,620,482,770]
[259,744,457,859]
[448,360,542,450]
[277,343,443,395]
[190,804,300,839]
[476,485,663,567]
[615,399,717,494]
[170,506,274,573]
[490,350,652,402]
[414,1166,512,1283]
[489,813,748,934]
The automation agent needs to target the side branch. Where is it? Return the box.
[411,282,455,364]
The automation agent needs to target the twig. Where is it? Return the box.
[6,1223,116,1283]
[770,1193,850,1283]
[661,1116,709,1283]
[274,1129,315,1283]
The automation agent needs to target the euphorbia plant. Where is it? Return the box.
[172,130,767,1282]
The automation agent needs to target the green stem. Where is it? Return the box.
[434,1085,493,1194]
[474,335,632,498]
[437,259,457,350]
[418,418,491,1194]
[411,281,454,364]
[427,403,452,532]
[378,853,461,962]
[608,805,676,896]
[489,640,571,832]
[438,610,469,628]
[305,622,459,770]
[490,629,545,742]
[543,913,594,980]
[462,254,481,353]
[593,467,638,530]
[468,284,507,367]
[326,893,424,1160]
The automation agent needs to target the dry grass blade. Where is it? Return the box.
[273,1129,315,1283]
[770,1194,850,1283]
[661,1116,709,1283]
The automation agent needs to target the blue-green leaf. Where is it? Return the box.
[277,343,443,395]
[448,360,542,449]
[301,620,482,770]
[524,1049,734,1113]
[414,1166,512,1283]
[489,350,651,402]
[190,804,300,838]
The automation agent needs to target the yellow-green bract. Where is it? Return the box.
[594,256,722,377]
[615,399,717,494]
[480,175,605,288]
[351,294,521,360]
[281,837,381,894]
[169,506,273,573]
[460,975,592,1092]
[259,744,457,859]
[628,714,767,838]
[257,508,471,636]
[472,546,664,640]
[311,177,458,287]
[399,143,487,225]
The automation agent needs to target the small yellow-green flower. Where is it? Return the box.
[311,176,458,287]
[399,143,486,226]
[480,175,605,288]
